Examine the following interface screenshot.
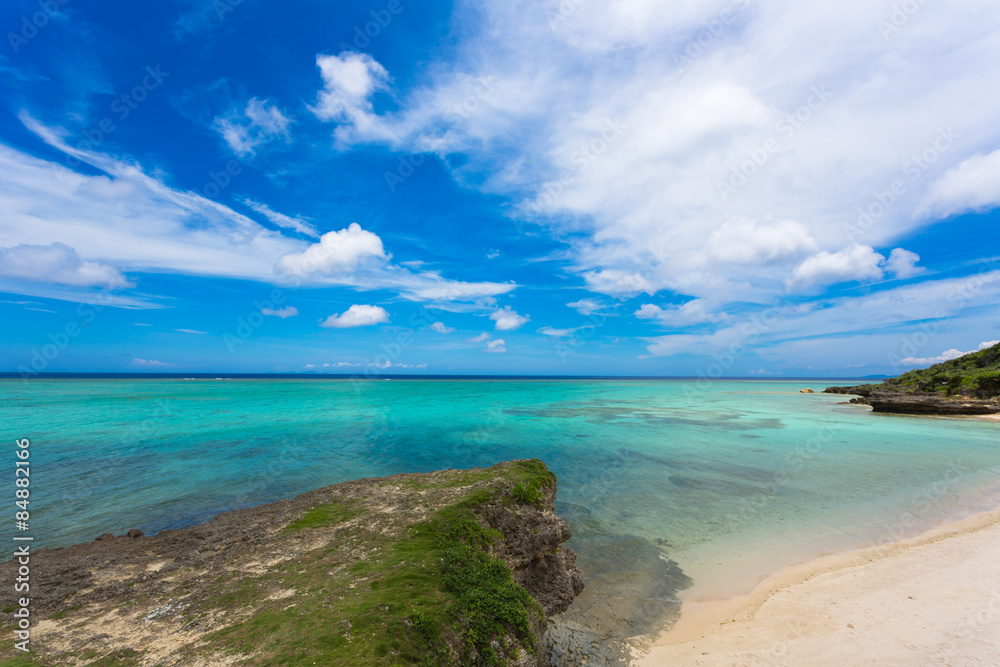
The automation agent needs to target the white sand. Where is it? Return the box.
[637,508,1000,666]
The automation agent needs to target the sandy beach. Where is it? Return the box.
[638,507,1000,666]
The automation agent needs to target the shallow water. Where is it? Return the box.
[4,378,1000,658]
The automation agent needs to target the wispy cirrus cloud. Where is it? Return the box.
[213,97,292,157]
[307,0,1000,356]
[1,113,514,306]
[241,199,319,238]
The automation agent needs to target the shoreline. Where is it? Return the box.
[637,504,1000,665]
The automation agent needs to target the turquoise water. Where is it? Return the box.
[4,379,1000,620]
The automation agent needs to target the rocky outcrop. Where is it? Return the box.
[0,460,583,666]
[478,484,585,618]
[824,386,1000,416]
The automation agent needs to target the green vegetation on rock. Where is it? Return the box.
[1,460,572,667]
[200,459,554,666]
[886,341,1000,399]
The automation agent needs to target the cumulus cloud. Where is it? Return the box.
[213,97,292,157]
[242,199,319,238]
[320,304,389,328]
[275,223,386,277]
[567,299,606,315]
[884,248,923,280]
[899,340,1000,367]
[429,321,454,333]
[705,219,818,266]
[788,245,922,291]
[485,338,506,353]
[788,245,886,290]
[262,306,298,318]
[468,332,491,342]
[490,305,529,330]
[919,148,1000,219]
[311,52,392,144]
[0,243,129,289]
[307,0,1000,324]
[634,299,727,327]
[274,223,514,302]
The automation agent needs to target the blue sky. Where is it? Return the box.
[1,0,999,377]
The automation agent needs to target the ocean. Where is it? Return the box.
[5,377,1000,651]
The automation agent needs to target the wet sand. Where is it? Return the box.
[637,507,1000,666]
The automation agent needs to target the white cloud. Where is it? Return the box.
[311,52,392,144]
[468,332,491,342]
[640,270,1000,361]
[130,358,172,368]
[7,112,305,287]
[320,304,390,328]
[490,305,529,330]
[788,244,885,290]
[898,340,1000,367]
[213,97,292,157]
[242,199,319,238]
[307,360,428,370]
[884,248,923,280]
[0,242,129,289]
[919,148,1000,219]
[485,338,507,353]
[429,321,454,333]
[308,0,1000,318]
[262,306,298,318]
[537,326,584,337]
[705,219,818,266]
[567,298,605,315]
[275,223,386,276]
[788,244,921,291]
[634,299,727,327]
[174,328,208,334]
[274,223,515,302]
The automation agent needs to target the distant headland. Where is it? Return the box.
[825,341,1000,416]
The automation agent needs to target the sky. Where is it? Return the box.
[1,0,999,377]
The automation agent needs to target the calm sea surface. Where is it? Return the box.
[4,378,999,648]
